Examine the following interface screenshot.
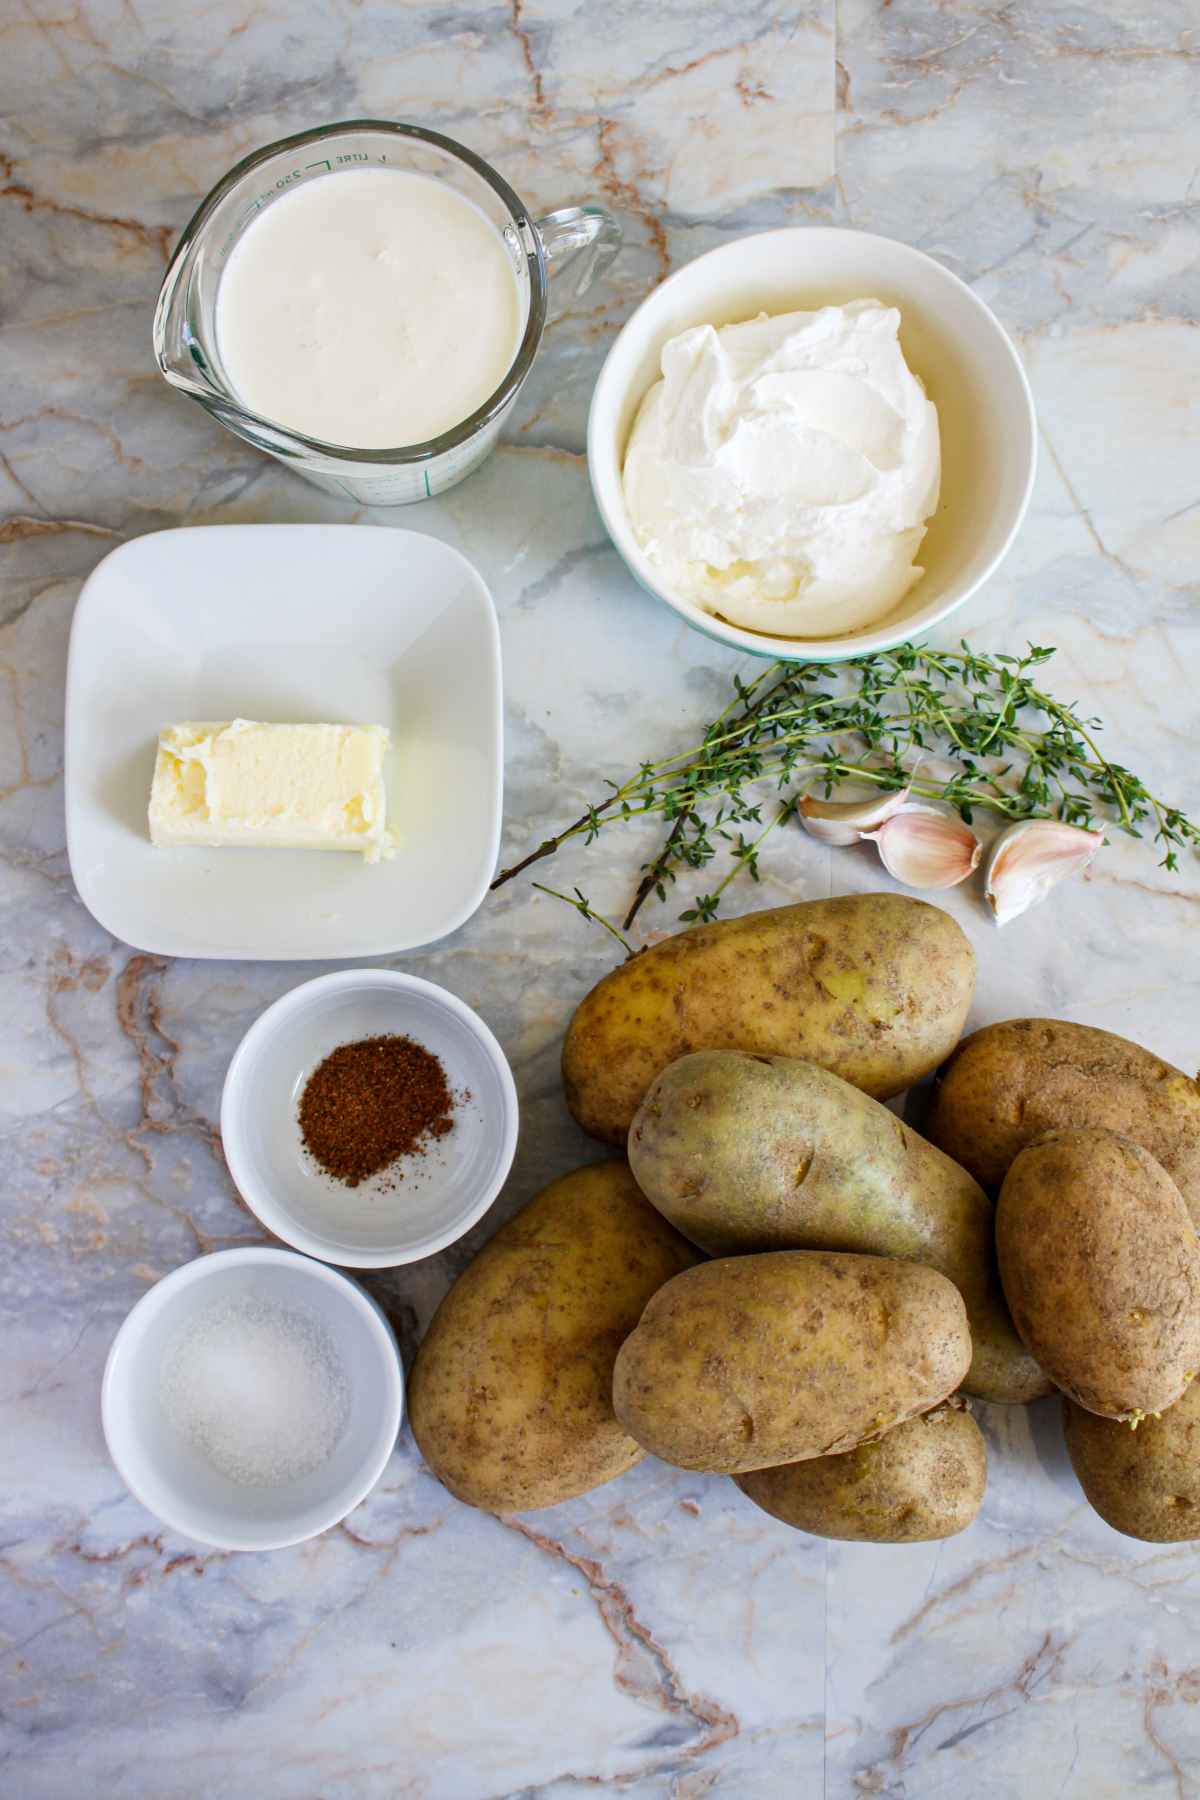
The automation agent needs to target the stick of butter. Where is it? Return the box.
[148,721,392,862]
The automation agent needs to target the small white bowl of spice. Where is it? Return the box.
[221,969,519,1268]
[102,1247,404,1551]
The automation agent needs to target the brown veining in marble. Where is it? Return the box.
[1,170,173,262]
[507,0,550,125]
[0,660,56,805]
[734,74,773,106]
[336,1509,445,1552]
[2,408,145,473]
[0,515,118,544]
[498,1514,739,1757]
[887,1631,1065,1767]
[890,1533,1066,1646]
[114,955,225,1173]
[593,119,670,284]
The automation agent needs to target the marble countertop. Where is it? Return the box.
[3,2,1199,1794]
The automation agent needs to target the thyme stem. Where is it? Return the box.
[623,810,690,932]
[531,884,633,954]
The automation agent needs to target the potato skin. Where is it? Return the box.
[734,1400,987,1542]
[408,1163,699,1512]
[562,894,976,1147]
[611,1250,971,1475]
[925,1018,1200,1224]
[1064,1385,1200,1542]
[628,1050,1048,1406]
[996,1129,1200,1420]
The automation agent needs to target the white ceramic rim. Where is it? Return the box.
[220,968,520,1267]
[100,1245,405,1552]
[586,225,1038,664]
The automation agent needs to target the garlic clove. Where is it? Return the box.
[984,819,1104,925]
[861,800,982,890]
[799,787,910,847]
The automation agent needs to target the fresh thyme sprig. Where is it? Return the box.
[491,642,1197,941]
[531,884,635,955]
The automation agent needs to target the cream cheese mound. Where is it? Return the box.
[148,720,392,861]
[622,301,941,639]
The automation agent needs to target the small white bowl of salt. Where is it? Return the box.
[102,1246,403,1551]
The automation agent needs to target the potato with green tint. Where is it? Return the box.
[734,1400,987,1542]
[562,893,976,1146]
[612,1250,971,1475]
[408,1163,699,1512]
[925,1018,1200,1223]
[1064,1385,1200,1542]
[996,1129,1200,1420]
[628,1049,1048,1406]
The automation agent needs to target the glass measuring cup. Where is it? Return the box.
[153,121,621,506]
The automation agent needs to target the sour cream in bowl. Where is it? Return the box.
[588,227,1036,663]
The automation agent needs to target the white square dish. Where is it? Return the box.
[65,525,503,960]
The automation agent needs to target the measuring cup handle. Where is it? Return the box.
[535,205,622,321]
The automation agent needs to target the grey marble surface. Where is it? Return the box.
[2,2,1199,1795]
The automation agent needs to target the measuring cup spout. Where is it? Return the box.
[153,231,207,398]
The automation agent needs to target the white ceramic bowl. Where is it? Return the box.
[101,1247,404,1551]
[221,970,518,1268]
[587,226,1037,663]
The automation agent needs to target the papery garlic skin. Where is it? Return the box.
[799,787,910,847]
[863,800,982,891]
[985,820,1104,925]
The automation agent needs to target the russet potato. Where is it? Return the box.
[734,1400,987,1543]
[925,1018,1200,1224]
[996,1128,1200,1420]
[1065,1384,1200,1542]
[562,893,976,1146]
[408,1162,699,1511]
[612,1249,971,1475]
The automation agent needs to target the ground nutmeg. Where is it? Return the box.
[298,1033,456,1187]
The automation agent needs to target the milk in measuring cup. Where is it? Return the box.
[214,168,523,449]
